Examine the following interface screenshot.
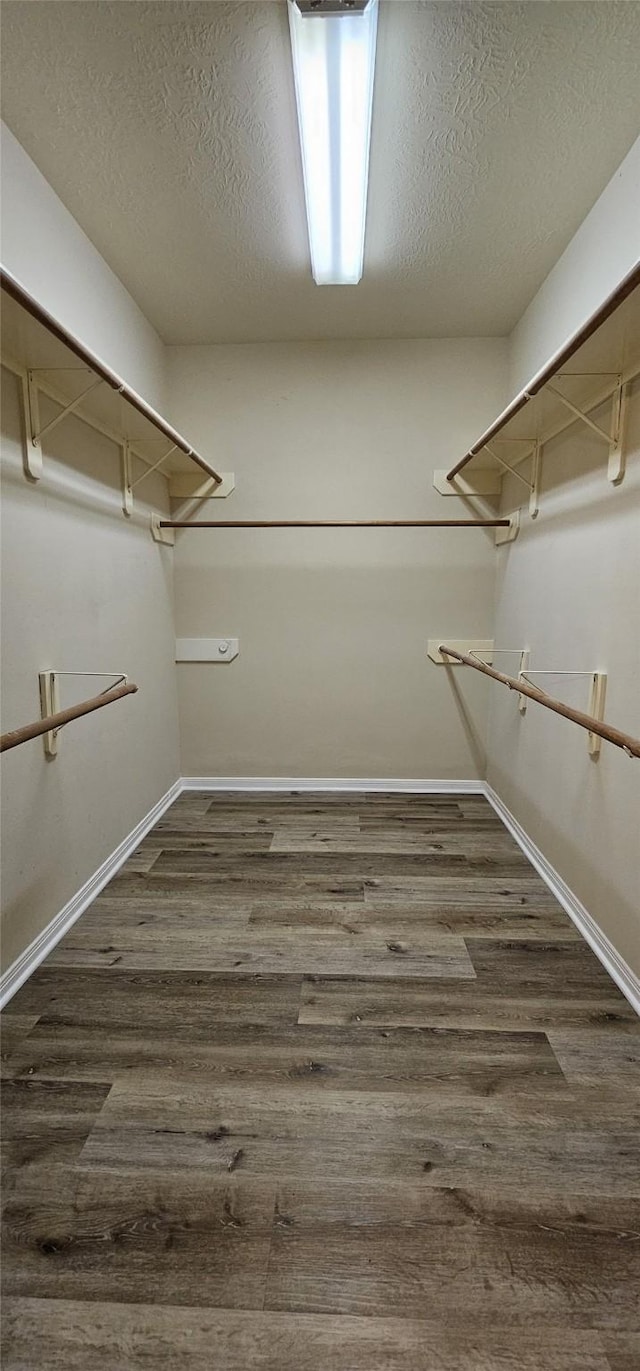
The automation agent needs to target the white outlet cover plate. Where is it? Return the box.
[176,638,239,663]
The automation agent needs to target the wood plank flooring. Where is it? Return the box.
[1,791,639,1370]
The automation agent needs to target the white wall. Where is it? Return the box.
[0,369,180,975]
[509,133,640,394]
[0,126,179,978]
[488,383,640,977]
[167,338,507,780]
[1,122,166,409]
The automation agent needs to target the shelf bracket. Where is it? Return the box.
[25,369,43,479]
[607,379,629,485]
[130,443,178,491]
[529,442,542,519]
[546,381,616,444]
[587,672,607,758]
[520,669,607,756]
[38,670,60,758]
[19,369,42,480]
[485,444,534,491]
[548,376,629,486]
[516,650,531,713]
[121,440,133,517]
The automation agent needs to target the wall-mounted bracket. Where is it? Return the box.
[549,375,629,486]
[529,444,542,519]
[150,513,175,545]
[516,650,531,713]
[427,639,494,665]
[495,510,520,545]
[19,370,42,480]
[121,441,133,517]
[25,369,43,479]
[607,379,629,485]
[485,444,534,492]
[587,672,607,758]
[546,375,630,487]
[168,472,236,500]
[176,638,239,663]
[520,668,607,756]
[433,469,501,498]
[38,670,60,758]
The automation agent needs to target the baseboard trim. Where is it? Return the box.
[180,777,485,794]
[0,779,182,1010]
[484,783,640,1017]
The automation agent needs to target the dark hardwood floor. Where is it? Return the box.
[2,791,639,1369]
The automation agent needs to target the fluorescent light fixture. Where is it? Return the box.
[288,0,379,285]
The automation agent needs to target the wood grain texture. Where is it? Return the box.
[2,791,639,1369]
[0,1299,615,1371]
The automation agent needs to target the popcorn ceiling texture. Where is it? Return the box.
[2,0,640,344]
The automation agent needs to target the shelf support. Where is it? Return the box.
[121,440,133,516]
[520,669,608,756]
[529,442,542,519]
[608,379,629,485]
[38,670,60,758]
[546,381,617,444]
[130,444,178,490]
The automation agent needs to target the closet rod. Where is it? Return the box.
[438,646,640,758]
[0,267,223,487]
[446,258,640,482]
[0,682,138,754]
[159,519,510,529]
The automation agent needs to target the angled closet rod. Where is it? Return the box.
[446,258,640,482]
[438,646,640,759]
[0,267,223,487]
[160,519,510,529]
[0,681,138,753]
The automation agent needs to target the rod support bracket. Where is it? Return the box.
[433,469,501,498]
[495,510,520,545]
[168,472,235,500]
[150,513,175,546]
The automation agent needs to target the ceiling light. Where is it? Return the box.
[288,0,379,285]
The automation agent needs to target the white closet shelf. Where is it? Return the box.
[0,267,233,504]
[436,262,640,503]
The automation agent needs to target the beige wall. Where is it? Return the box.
[167,338,507,780]
[1,122,166,409]
[0,368,180,974]
[488,382,640,978]
[509,133,640,394]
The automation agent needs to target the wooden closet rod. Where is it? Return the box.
[159,519,510,529]
[0,267,223,487]
[446,258,640,482]
[438,646,640,758]
[0,682,138,754]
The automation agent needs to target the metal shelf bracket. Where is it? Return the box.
[547,375,629,484]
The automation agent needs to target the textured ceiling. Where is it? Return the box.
[2,0,640,344]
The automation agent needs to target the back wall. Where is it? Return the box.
[167,338,507,780]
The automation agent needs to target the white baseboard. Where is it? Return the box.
[180,777,485,794]
[0,779,182,1010]
[484,783,640,1017]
